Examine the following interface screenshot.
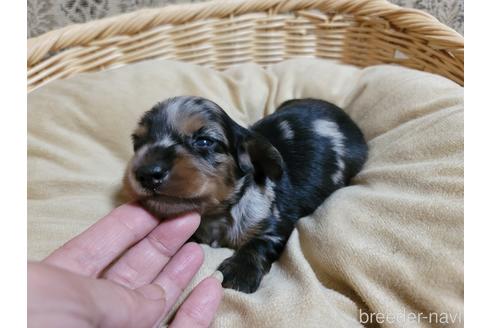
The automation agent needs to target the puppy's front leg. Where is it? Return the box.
[218,231,289,293]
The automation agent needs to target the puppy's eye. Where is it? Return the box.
[193,137,215,148]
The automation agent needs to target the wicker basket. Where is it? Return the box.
[27,0,464,92]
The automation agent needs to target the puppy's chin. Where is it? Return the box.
[140,195,202,218]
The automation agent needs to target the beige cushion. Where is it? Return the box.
[28,58,463,327]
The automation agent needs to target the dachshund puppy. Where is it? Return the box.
[126,96,367,293]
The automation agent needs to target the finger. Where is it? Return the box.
[153,242,204,314]
[169,277,224,328]
[44,203,160,277]
[103,213,200,288]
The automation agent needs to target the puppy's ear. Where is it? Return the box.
[237,133,284,182]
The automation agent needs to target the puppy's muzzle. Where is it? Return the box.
[135,163,168,191]
[132,144,175,192]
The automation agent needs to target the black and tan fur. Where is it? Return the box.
[126,96,367,293]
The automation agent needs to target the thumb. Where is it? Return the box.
[86,279,167,328]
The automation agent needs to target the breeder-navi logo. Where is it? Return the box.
[359,309,463,325]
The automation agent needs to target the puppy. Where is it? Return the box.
[126,96,367,293]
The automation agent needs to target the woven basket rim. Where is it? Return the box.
[27,0,464,67]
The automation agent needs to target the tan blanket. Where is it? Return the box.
[28,58,463,327]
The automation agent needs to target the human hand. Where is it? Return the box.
[28,203,223,328]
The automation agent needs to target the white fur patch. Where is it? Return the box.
[279,120,294,140]
[313,119,346,184]
[331,158,346,185]
[272,205,280,218]
[264,234,283,245]
[229,179,275,245]
[232,176,247,195]
[163,97,187,123]
[262,220,284,245]
[156,136,175,148]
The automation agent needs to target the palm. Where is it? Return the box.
[28,204,223,328]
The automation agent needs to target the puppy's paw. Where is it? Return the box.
[217,255,263,293]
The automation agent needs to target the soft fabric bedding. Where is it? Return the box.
[27,58,463,327]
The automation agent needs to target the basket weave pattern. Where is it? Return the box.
[27,0,464,92]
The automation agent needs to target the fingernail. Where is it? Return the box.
[174,211,201,224]
[210,270,223,283]
[187,212,201,221]
[137,284,166,301]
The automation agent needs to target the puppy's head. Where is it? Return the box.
[125,96,283,218]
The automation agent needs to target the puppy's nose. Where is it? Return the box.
[135,164,167,190]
